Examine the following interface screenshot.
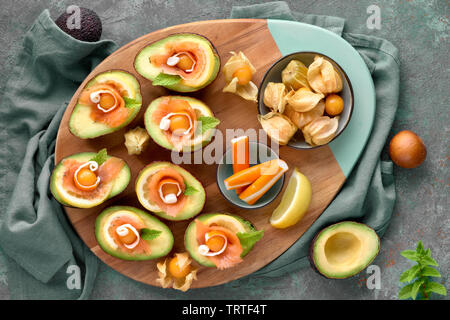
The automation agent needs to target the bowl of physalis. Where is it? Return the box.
[257,52,354,149]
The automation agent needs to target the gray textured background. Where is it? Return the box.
[0,0,448,300]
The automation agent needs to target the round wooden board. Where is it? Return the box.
[55,19,350,288]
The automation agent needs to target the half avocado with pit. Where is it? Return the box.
[309,221,380,279]
[135,161,206,221]
[50,149,130,208]
[185,213,264,268]
[144,95,219,152]
[69,70,142,139]
[134,33,220,92]
[96,206,174,261]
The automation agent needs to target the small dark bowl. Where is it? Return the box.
[216,141,285,209]
[258,52,354,149]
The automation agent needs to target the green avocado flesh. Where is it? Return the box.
[50,152,130,208]
[144,96,215,152]
[69,70,142,139]
[135,162,206,221]
[310,221,380,279]
[184,213,256,268]
[95,206,174,260]
[134,33,220,92]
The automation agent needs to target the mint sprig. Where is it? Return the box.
[237,229,264,257]
[152,73,181,86]
[183,183,198,196]
[398,240,447,300]
[198,116,220,134]
[123,96,141,109]
[89,148,108,166]
[140,228,162,241]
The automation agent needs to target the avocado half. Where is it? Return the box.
[50,152,131,208]
[135,161,206,221]
[309,221,380,279]
[134,33,220,92]
[144,96,216,152]
[95,206,174,261]
[69,70,142,139]
[184,213,257,268]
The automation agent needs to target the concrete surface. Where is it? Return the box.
[0,0,448,300]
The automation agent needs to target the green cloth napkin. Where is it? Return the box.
[0,10,117,299]
[0,2,399,299]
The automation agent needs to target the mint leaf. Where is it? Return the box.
[152,73,181,86]
[416,240,425,255]
[400,265,421,283]
[140,228,162,241]
[89,148,108,166]
[198,116,220,134]
[123,96,141,109]
[411,279,425,300]
[401,250,419,261]
[425,282,447,296]
[421,266,441,277]
[183,183,198,196]
[421,255,439,267]
[398,283,414,300]
[237,229,264,257]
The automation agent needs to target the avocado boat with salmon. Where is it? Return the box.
[135,162,206,221]
[134,33,220,92]
[50,149,131,208]
[96,206,174,261]
[184,213,264,269]
[145,95,219,152]
[69,70,142,139]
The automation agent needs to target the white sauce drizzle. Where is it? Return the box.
[73,161,100,190]
[198,232,228,257]
[166,52,196,73]
[115,224,140,249]
[158,181,182,204]
[90,90,118,113]
[159,112,193,136]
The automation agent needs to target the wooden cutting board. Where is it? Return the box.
[55,19,375,288]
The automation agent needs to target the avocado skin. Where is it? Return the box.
[55,7,102,42]
[308,221,380,279]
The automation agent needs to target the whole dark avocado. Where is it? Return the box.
[55,7,102,42]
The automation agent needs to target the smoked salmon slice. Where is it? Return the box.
[195,219,243,270]
[146,167,187,217]
[62,157,125,199]
[108,215,151,255]
[79,83,129,127]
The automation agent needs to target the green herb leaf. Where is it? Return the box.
[401,250,419,261]
[416,240,425,255]
[237,229,264,257]
[198,116,221,134]
[400,265,421,283]
[421,266,441,277]
[140,228,162,241]
[123,96,141,109]
[425,282,447,296]
[152,73,181,86]
[183,183,198,196]
[398,283,414,300]
[89,148,108,166]
[411,279,424,300]
[421,255,439,267]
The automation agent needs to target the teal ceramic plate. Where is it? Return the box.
[217,141,285,209]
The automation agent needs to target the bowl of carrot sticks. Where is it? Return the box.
[217,136,287,209]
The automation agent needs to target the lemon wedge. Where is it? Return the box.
[270,168,312,229]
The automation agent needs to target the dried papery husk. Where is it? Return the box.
[124,126,150,155]
[307,56,343,94]
[281,59,310,90]
[258,112,297,145]
[284,100,325,129]
[287,88,324,112]
[302,116,339,146]
[156,252,198,292]
[263,82,288,113]
[222,51,258,102]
